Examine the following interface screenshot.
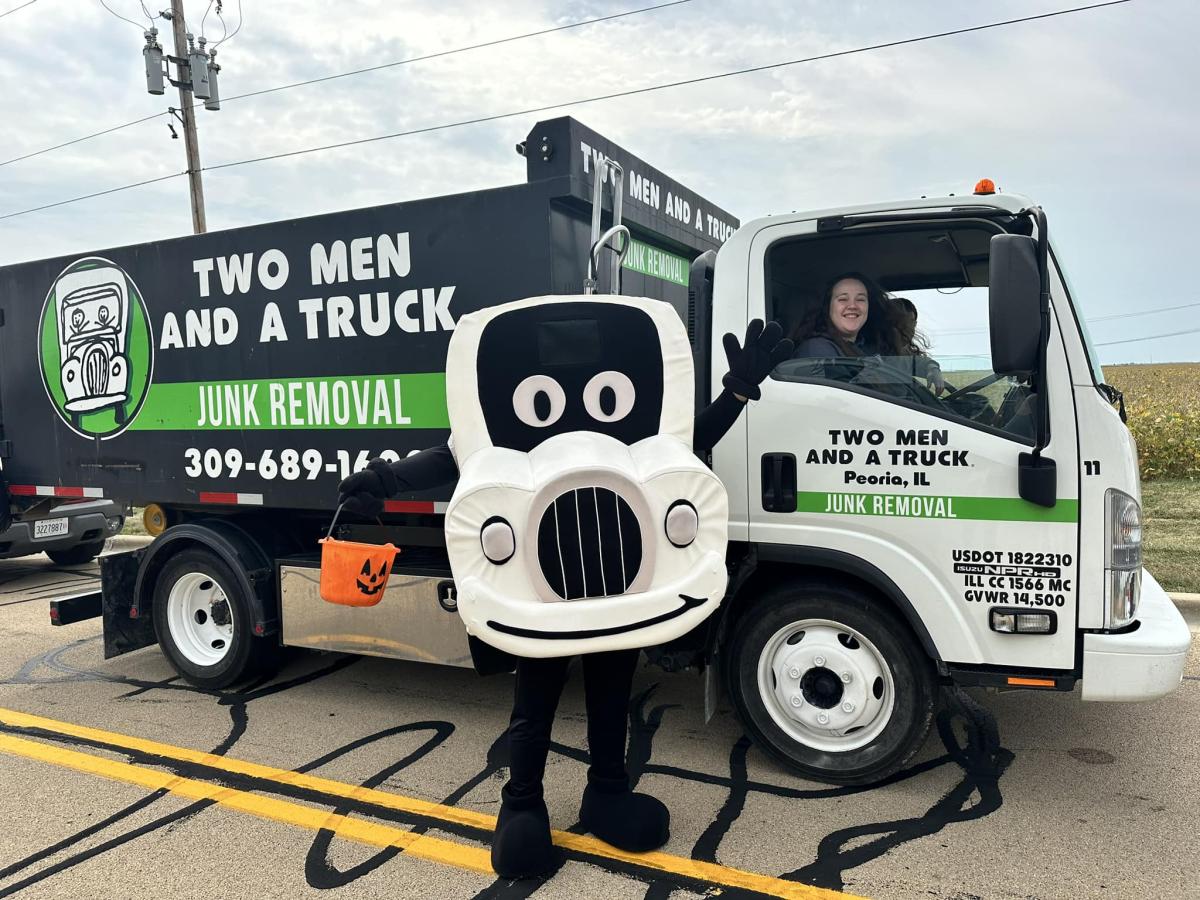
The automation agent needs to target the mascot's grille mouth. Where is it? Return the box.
[536,487,641,600]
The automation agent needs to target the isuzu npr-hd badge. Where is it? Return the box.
[37,257,153,439]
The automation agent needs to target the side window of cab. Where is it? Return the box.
[767,225,1036,444]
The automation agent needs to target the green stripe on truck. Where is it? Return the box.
[127,372,449,431]
[795,491,1079,523]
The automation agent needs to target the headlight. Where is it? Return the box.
[665,500,698,548]
[480,517,515,565]
[1104,489,1142,628]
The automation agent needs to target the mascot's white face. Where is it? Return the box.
[444,295,729,658]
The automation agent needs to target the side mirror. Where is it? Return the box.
[988,234,1041,377]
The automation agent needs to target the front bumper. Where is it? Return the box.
[1080,569,1192,701]
[456,549,726,659]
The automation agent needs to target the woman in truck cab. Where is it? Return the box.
[890,296,945,395]
[789,272,903,360]
[792,273,878,357]
[784,275,942,402]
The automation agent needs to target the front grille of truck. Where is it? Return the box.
[83,345,109,395]
[536,487,642,600]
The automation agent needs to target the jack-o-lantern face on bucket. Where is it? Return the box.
[356,557,389,596]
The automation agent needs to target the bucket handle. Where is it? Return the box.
[325,500,383,541]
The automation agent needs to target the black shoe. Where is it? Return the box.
[491,785,558,879]
[579,775,670,852]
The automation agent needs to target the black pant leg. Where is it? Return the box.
[581,648,641,785]
[506,655,571,799]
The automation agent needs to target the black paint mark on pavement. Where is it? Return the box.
[783,688,1013,893]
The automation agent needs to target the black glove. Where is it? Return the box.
[336,458,399,518]
[721,319,794,401]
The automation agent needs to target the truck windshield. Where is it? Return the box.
[1050,247,1105,386]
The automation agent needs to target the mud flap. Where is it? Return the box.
[704,654,719,723]
[0,471,10,535]
[101,548,155,658]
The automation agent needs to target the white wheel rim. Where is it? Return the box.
[166,571,234,667]
[756,618,896,753]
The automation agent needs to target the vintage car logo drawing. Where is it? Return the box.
[38,257,154,439]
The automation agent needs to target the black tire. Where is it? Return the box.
[46,540,106,567]
[152,548,274,689]
[726,579,936,786]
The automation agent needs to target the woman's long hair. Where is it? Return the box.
[790,272,904,356]
[891,296,931,356]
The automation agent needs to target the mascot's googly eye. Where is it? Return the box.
[512,375,566,428]
[582,371,636,423]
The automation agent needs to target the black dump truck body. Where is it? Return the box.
[0,117,737,516]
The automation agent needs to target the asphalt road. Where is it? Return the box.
[1,542,1197,900]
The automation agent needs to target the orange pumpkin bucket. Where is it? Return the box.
[319,503,398,607]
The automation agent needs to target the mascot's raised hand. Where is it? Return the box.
[721,319,794,401]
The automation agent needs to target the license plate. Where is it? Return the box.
[33,518,70,540]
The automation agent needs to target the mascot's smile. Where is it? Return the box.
[486,593,706,640]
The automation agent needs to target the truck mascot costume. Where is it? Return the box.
[337,295,791,878]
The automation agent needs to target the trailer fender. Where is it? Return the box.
[132,521,278,637]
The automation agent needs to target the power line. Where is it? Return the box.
[210,0,240,50]
[0,111,170,167]
[1099,328,1200,348]
[203,0,1135,174]
[1089,301,1200,323]
[214,0,692,105]
[0,0,695,169]
[937,300,1200,336]
[0,0,38,20]
[0,171,184,222]
[98,0,146,31]
[0,0,1134,223]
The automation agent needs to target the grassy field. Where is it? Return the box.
[1104,363,1200,480]
[1103,364,1198,593]
[1142,479,1199,595]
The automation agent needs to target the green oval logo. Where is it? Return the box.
[38,257,154,439]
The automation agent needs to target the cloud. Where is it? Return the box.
[0,0,1196,362]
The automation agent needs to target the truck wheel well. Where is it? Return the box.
[722,557,941,663]
[133,520,278,635]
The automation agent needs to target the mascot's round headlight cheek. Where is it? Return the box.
[583,370,635,422]
[512,375,565,428]
[481,516,516,564]
[665,500,698,548]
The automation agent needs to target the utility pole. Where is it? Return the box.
[169,0,206,234]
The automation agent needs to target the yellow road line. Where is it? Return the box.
[0,706,857,899]
[0,732,494,875]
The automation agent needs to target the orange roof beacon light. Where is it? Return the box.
[974,178,997,195]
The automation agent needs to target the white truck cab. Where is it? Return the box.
[693,187,1191,782]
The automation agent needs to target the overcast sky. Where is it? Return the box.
[1,0,1196,364]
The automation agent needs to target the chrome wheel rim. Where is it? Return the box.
[166,571,234,667]
[756,617,895,753]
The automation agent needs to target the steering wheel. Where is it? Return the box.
[941,371,1005,404]
[782,355,950,408]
